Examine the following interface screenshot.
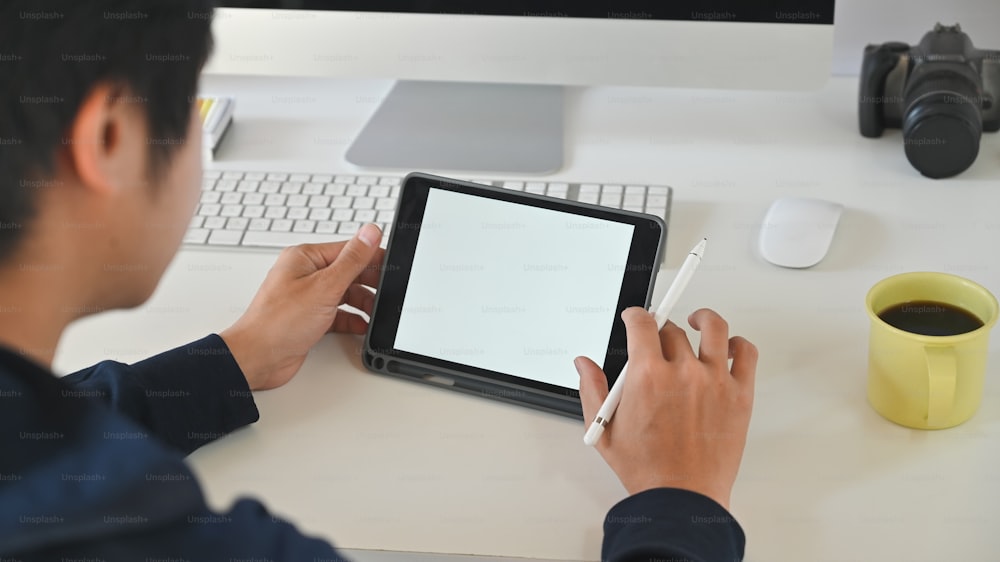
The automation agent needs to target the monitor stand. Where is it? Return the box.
[345,80,564,174]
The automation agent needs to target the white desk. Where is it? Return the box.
[54,75,1000,561]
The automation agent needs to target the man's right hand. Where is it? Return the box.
[575,307,757,510]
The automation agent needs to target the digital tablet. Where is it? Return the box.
[363,173,669,419]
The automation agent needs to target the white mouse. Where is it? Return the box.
[759,197,844,268]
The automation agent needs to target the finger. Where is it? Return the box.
[621,307,666,365]
[292,237,385,287]
[575,356,609,426]
[340,284,377,315]
[659,320,695,362]
[322,224,384,295]
[729,336,758,386]
[688,308,730,366]
[328,310,369,335]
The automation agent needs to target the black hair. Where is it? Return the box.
[0,0,215,260]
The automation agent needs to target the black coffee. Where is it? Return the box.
[877,300,983,336]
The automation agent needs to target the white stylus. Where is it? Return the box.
[583,238,707,446]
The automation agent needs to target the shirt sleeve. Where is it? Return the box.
[602,488,746,562]
[60,334,260,455]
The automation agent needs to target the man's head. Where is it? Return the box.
[0,0,214,311]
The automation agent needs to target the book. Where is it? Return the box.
[196,95,234,160]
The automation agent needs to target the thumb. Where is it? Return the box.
[323,223,382,294]
[575,356,609,424]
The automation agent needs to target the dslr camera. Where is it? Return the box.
[859,24,999,178]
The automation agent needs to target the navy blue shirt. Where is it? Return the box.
[0,335,745,560]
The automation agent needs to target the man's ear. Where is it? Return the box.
[64,83,146,197]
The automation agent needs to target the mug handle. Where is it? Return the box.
[924,346,957,427]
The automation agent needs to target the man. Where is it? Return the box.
[0,1,758,560]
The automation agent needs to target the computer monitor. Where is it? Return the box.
[205,2,836,173]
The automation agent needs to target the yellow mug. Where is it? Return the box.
[866,272,998,429]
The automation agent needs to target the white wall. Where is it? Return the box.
[831,0,1000,75]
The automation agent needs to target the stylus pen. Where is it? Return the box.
[583,238,707,447]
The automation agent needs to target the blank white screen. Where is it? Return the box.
[393,189,635,389]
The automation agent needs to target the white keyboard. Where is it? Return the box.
[186,170,672,250]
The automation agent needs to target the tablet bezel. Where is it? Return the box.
[364,173,667,417]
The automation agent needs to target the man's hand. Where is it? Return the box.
[220,224,384,391]
[576,307,757,510]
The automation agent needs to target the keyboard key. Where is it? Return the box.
[222,171,244,180]
[390,186,401,197]
[525,182,546,194]
[623,194,645,208]
[264,194,286,207]
[503,181,524,191]
[220,192,243,205]
[625,185,645,196]
[184,228,210,244]
[324,183,347,196]
[266,172,288,181]
[237,180,259,193]
[357,176,379,185]
[308,195,330,208]
[379,177,401,186]
[243,193,265,206]
[579,184,600,194]
[547,183,569,196]
[338,221,361,235]
[624,204,644,213]
[287,194,308,207]
[244,172,267,181]
[599,193,622,207]
[354,209,377,223]
[646,195,669,208]
[280,182,303,194]
[207,229,243,246]
[316,221,339,234]
[216,179,238,192]
[243,230,351,248]
[198,204,221,217]
[549,191,569,199]
[259,181,281,193]
[204,216,226,229]
[346,185,368,196]
[303,182,325,195]
[189,216,205,229]
[271,219,293,232]
[287,207,309,220]
[331,209,355,221]
[334,175,356,184]
[248,218,271,231]
[264,206,287,219]
[578,193,599,204]
[369,185,390,198]
[311,174,333,183]
[603,184,623,195]
[290,173,311,183]
[226,217,249,231]
[376,210,394,223]
[353,197,375,210]
[220,205,243,217]
[204,170,222,180]
[293,219,316,233]
[309,208,332,221]
[201,191,221,204]
[331,196,353,209]
[202,178,217,191]
[375,198,397,210]
[242,206,265,218]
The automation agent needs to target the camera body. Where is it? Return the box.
[859,24,1000,178]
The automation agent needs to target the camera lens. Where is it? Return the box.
[901,75,983,179]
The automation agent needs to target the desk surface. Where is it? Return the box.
[55,74,1000,561]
